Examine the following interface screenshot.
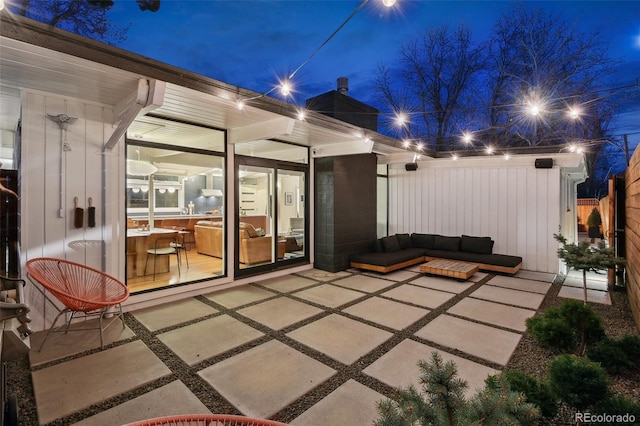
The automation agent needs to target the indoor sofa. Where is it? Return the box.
[194,220,275,264]
[350,233,522,274]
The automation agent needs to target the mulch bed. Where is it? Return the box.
[507,281,640,424]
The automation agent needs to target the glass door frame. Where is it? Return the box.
[234,155,309,278]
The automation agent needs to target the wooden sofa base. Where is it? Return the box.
[351,255,522,275]
[350,257,425,274]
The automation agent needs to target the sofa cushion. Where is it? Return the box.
[412,233,436,249]
[396,233,413,249]
[381,235,401,252]
[460,235,494,254]
[239,222,258,238]
[433,235,461,251]
[373,239,385,253]
[351,248,425,267]
[425,249,522,268]
[196,220,222,227]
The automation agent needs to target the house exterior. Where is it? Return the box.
[0,12,586,332]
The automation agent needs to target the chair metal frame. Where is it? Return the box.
[145,235,181,280]
[25,257,129,351]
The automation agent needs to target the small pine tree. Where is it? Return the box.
[375,352,539,426]
[554,234,625,303]
[526,299,605,356]
[548,354,609,412]
[501,370,558,419]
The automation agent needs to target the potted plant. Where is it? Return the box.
[586,207,602,243]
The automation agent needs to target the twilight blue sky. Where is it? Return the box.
[106,0,640,143]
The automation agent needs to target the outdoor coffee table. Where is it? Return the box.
[420,259,479,280]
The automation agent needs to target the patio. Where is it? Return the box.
[11,265,613,425]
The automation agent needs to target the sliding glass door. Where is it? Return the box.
[235,140,308,277]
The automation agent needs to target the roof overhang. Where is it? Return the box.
[0,10,407,156]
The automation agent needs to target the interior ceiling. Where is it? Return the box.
[0,35,406,157]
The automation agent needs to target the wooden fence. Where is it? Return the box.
[577,198,600,232]
[625,148,640,331]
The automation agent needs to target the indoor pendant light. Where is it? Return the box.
[127,159,158,176]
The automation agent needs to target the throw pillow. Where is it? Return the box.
[461,235,494,254]
[373,238,385,253]
[411,233,436,249]
[433,235,461,251]
[239,222,258,238]
[254,227,266,236]
[396,233,413,249]
[381,235,401,252]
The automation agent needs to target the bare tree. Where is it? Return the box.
[375,24,484,151]
[485,3,618,147]
[9,0,160,43]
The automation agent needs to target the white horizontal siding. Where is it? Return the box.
[389,159,562,273]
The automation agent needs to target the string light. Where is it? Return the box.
[395,112,408,127]
[280,78,292,97]
[568,106,582,120]
[236,0,397,107]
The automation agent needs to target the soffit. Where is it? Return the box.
[1,31,406,156]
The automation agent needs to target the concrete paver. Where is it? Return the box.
[157,315,263,365]
[382,284,456,308]
[72,380,210,426]
[363,339,498,398]
[287,314,393,365]
[343,297,429,330]
[32,341,171,425]
[290,380,385,426]
[198,340,336,419]
[415,314,522,365]
[131,298,218,332]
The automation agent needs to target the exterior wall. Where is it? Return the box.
[388,157,563,273]
[20,90,124,330]
[315,154,377,272]
[624,148,640,331]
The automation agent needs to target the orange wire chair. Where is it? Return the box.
[124,414,289,426]
[25,257,130,351]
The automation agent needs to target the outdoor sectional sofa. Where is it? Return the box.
[350,233,523,275]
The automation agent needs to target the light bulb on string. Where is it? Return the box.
[280,78,292,97]
[461,132,473,144]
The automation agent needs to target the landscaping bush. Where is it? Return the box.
[548,354,609,411]
[501,370,558,419]
[593,394,640,420]
[526,299,605,355]
[587,334,640,374]
[375,352,539,426]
